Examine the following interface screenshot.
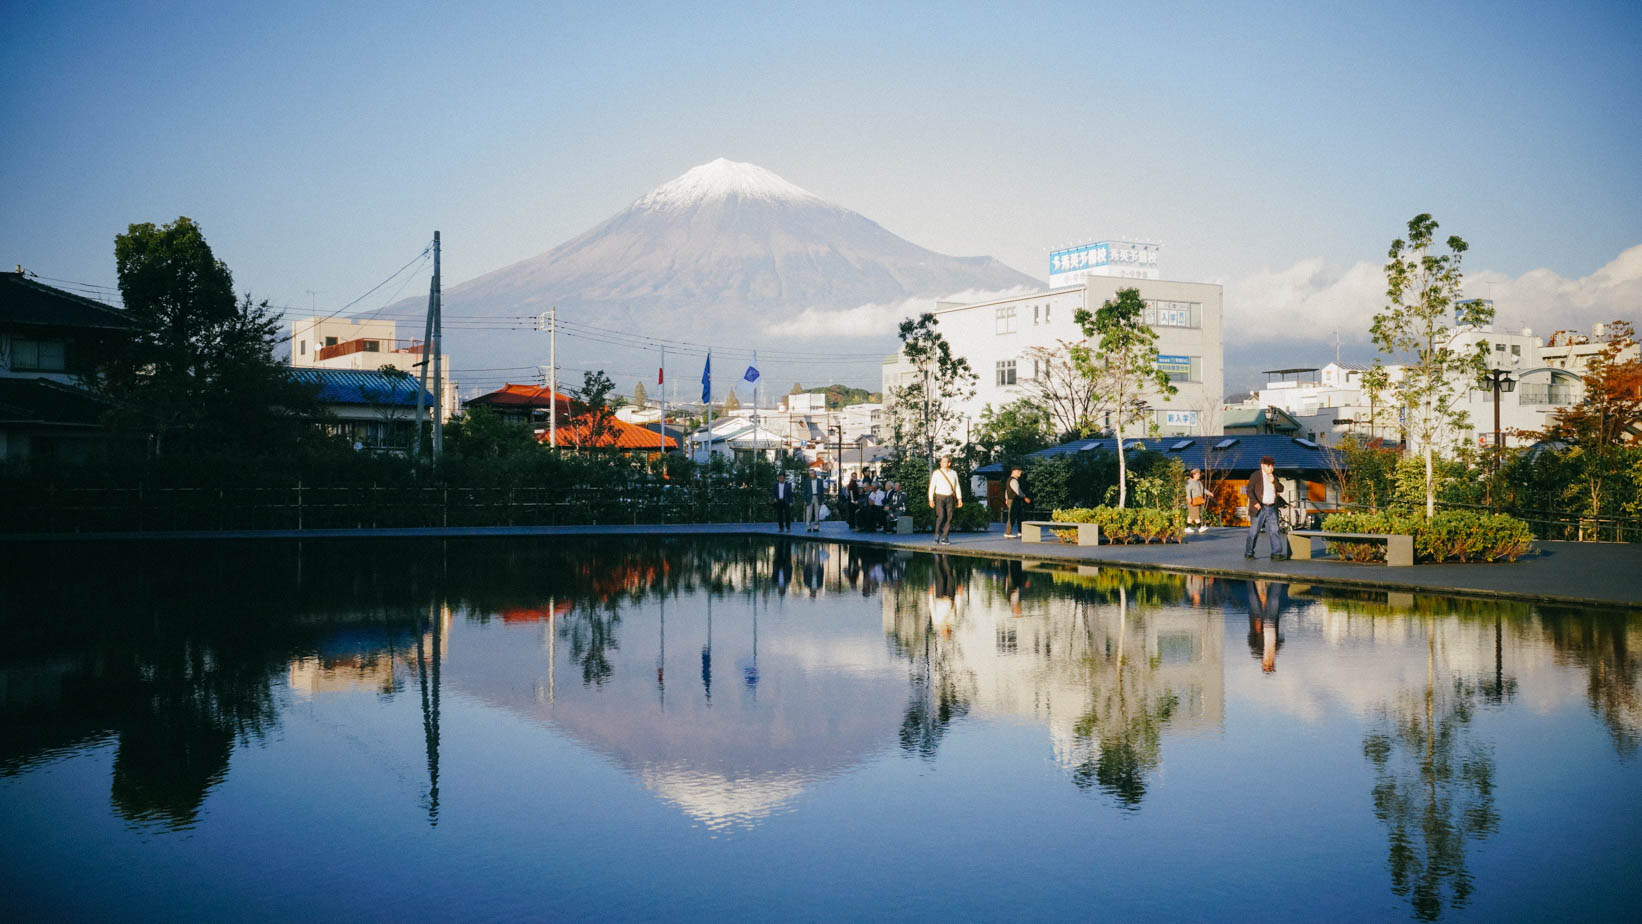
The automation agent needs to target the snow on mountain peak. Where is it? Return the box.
[635,158,824,211]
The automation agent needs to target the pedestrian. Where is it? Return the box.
[1243,456,1287,560]
[842,474,859,529]
[1003,465,1030,538]
[802,467,824,533]
[1185,467,1206,534]
[927,455,962,545]
[771,471,794,532]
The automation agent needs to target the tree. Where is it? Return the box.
[1536,321,1642,530]
[94,216,318,456]
[723,388,741,411]
[889,312,977,464]
[1022,342,1101,438]
[442,404,539,459]
[789,382,805,395]
[567,370,620,450]
[973,398,1053,464]
[1371,213,1492,517]
[632,381,648,407]
[1072,288,1176,508]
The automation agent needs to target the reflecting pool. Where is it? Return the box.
[2,538,1639,921]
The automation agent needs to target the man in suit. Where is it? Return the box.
[771,472,794,532]
[1003,465,1030,538]
[1243,455,1287,560]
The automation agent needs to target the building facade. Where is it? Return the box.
[288,316,460,422]
[885,276,1225,443]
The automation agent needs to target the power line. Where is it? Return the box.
[277,243,434,344]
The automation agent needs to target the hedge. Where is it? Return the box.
[1320,510,1534,563]
[1049,506,1185,544]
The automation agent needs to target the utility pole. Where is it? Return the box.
[415,237,436,459]
[431,231,443,459]
[548,306,557,449]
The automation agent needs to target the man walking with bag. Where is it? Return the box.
[927,455,962,545]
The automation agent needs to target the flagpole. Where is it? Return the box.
[752,349,760,456]
[659,345,666,456]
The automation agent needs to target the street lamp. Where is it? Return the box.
[1484,368,1516,462]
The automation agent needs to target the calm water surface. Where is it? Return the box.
[2,537,1639,922]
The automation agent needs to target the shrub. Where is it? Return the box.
[1050,506,1185,544]
[1320,511,1533,563]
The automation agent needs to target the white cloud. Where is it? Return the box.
[762,286,1039,338]
[1225,243,1642,348]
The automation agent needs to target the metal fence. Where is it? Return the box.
[2,482,775,534]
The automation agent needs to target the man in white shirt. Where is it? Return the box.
[1243,456,1287,560]
[927,455,962,544]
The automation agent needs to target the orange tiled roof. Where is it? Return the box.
[545,414,677,450]
[466,383,574,410]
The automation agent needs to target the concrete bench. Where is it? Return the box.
[1021,520,1101,546]
[1289,530,1414,566]
[894,515,913,534]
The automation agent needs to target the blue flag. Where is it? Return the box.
[700,352,711,403]
[743,365,760,383]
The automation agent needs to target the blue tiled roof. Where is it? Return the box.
[976,433,1345,475]
[288,367,433,407]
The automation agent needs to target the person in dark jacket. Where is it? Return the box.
[1003,465,1030,538]
[771,472,794,532]
[1243,456,1287,560]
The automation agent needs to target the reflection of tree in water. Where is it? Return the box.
[1539,608,1640,759]
[899,655,974,761]
[1067,588,1178,810]
[103,617,288,830]
[1361,626,1499,922]
[560,605,622,687]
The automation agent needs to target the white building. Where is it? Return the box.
[288,316,459,422]
[884,275,1225,441]
[1245,320,1625,451]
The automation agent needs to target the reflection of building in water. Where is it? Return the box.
[882,562,1224,782]
[286,606,450,699]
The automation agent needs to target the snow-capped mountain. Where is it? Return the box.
[426,159,1042,395]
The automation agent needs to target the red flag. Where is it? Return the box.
[658,367,664,385]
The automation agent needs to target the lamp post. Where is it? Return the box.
[1483,367,1516,508]
[1484,368,1516,462]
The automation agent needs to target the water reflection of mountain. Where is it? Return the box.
[4,538,1640,853]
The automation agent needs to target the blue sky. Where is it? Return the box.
[4,0,1639,386]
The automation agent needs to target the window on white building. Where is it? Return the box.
[995,307,1017,334]
[1141,300,1200,328]
[996,360,1017,386]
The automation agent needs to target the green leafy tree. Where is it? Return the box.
[1072,288,1176,508]
[567,370,620,450]
[631,380,648,407]
[973,398,1053,464]
[94,216,318,456]
[1371,214,1493,517]
[890,312,977,464]
[442,404,539,459]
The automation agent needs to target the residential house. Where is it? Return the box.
[0,270,141,462]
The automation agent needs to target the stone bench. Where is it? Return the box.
[894,515,913,534]
[1021,520,1101,546]
[1288,530,1414,566]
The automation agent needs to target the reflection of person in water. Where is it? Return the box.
[1005,559,1027,617]
[930,554,960,634]
[772,540,792,595]
[1245,579,1285,673]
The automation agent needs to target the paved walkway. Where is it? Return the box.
[6,521,1638,609]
